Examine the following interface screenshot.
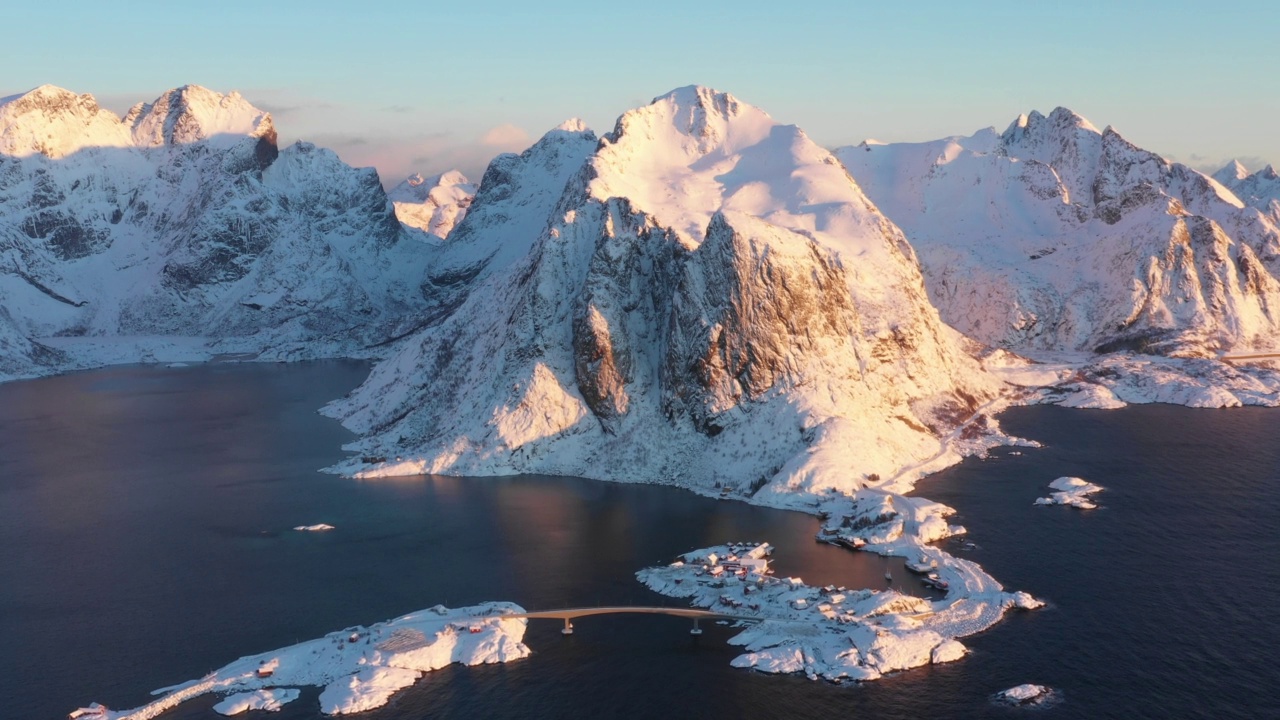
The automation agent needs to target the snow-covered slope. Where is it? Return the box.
[1214,160,1280,217]
[836,109,1280,356]
[0,303,63,380]
[387,170,476,239]
[326,87,1006,506]
[0,84,436,373]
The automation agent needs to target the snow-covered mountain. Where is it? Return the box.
[0,84,436,378]
[1213,160,1280,217]
[387,170,476,239]
[836,109,1280,356]
[325,87,1006,505]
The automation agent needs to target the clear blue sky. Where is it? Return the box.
[4,0,1276,182]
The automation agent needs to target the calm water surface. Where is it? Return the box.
[1,362,1277,719]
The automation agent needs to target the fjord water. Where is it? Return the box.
[1,364,1276,719]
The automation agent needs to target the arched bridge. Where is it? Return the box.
[502,607,760,635]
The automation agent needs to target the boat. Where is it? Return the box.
[835,536,866,551]
[922,573,950,591]
[905,556,936,574]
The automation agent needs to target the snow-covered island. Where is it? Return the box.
[68,603,530,719]
[638,541,1041,682]
[1035,477,1105,509]
[993,683,1057,706]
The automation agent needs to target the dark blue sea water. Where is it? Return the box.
[1,362,1277,719]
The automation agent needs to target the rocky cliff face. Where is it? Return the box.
[326,88,1004,505]
[836,108,1280,356]
[0,84,435,373]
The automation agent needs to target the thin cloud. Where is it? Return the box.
[312,129,522,187]
[257,102,305,117]
[480,123,530,148]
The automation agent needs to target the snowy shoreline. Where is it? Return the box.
[70,603,530,719]
[638,542,1041,682]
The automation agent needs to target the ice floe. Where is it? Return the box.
[1035,477,1104,509]
[69,602,529,719]
[293,524,335,532]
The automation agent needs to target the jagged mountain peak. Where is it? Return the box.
[555,117,590,133]
[606,85,769,156]
[1,84,88,108]
[126,85,273,149]
[1004,106,1100,139]
[0,85,131,158]
[425,119,598,275]
[591,86,878,248]
[0,83,278,160]
[389,170,472,202]
[329,87,1001,506]
[388,169,477,239]
[1214,159,1252,184]
[1215,158,1280,212]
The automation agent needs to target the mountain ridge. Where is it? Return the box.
[836,106,1280,357]
[0,83,437,380]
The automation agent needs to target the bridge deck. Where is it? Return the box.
[1221,353,1280,362]
[504,607,757,622]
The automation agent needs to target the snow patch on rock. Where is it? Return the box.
[994,683,1057,706]
[212,688,299,715]
[1035,476,1104,509]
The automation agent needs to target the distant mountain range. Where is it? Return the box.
[835,108,1280,356]
[2,83,1278,499]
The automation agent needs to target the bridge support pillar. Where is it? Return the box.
[561,619,574,636]
[690,618,703,636]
